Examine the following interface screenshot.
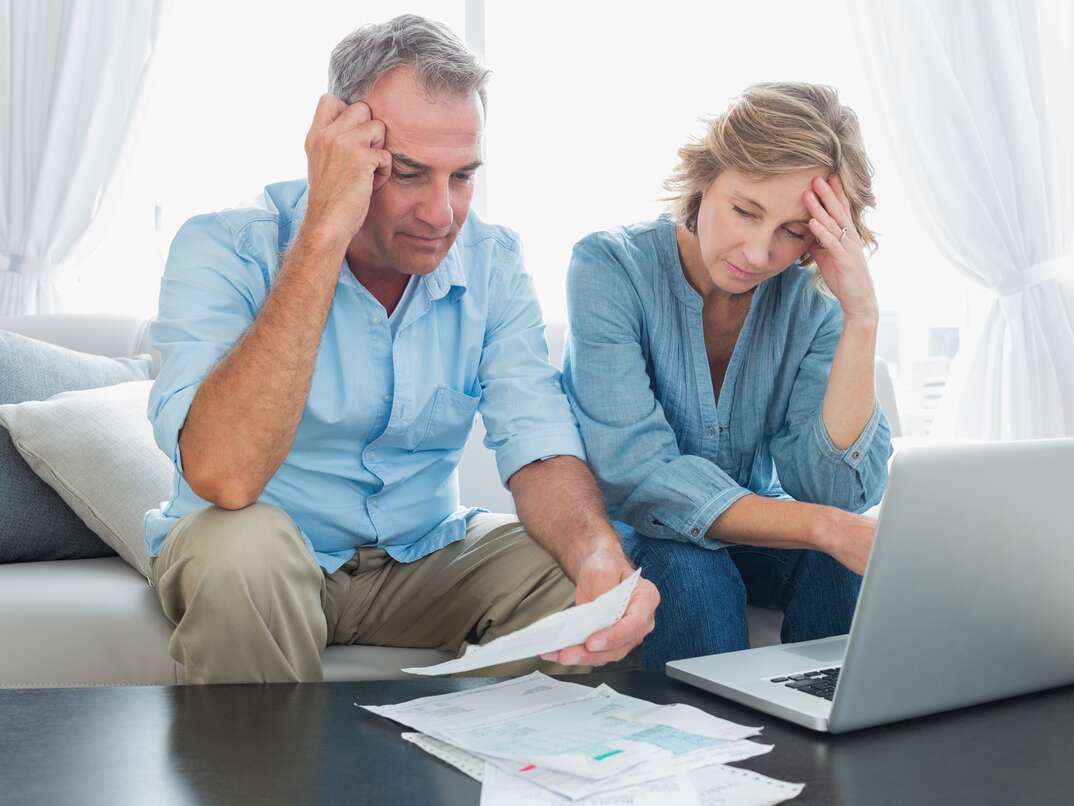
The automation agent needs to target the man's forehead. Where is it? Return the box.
[382,127,483,173]
[381,120,483,152]
[366,66,483,154]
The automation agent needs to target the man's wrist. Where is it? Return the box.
[565,531,630,581]
[295,217,352,260]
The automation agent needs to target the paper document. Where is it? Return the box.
[481,762,803,806]
[481,684,768,800]
[621,702,761,741]
[402,726,772,801]
[370,674,801,803]
[689,764,804,805]
[486,739,773,801]
[366,673,596,735]
[401,733,485,781]
[366,672,763,785]
[480,763,701,806]
[403,570,641,675]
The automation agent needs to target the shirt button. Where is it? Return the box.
[690,528,700,537]
[851,450,861,460]
[718,426,725,434]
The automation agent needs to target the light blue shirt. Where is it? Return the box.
[145,179,586,572]
[562,216,892,549]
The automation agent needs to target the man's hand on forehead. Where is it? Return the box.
[301,94,393,250]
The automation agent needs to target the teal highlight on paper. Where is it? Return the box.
[593,749,624,761]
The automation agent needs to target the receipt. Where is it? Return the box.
[403,569,641,675]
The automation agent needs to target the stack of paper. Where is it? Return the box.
[363,672,804,805]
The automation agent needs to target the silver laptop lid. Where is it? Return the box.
[830,438,1074,733]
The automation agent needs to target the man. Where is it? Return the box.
[145,14,659,684]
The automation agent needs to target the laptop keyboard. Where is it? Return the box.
[769,667,841,701]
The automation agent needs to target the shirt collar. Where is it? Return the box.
[284,182,468,302]
[424,243,468,302]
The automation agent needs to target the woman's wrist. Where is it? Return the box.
[709,496,836,551]
[841,309,879,336]
[805,503,842,554]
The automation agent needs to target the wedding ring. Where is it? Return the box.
[839,226,848,242]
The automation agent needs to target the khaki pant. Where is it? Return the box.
[150,503,581,684]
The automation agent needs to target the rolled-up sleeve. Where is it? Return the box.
[147,213,265,474]
[768,301,892,513]
[563,236,746,550]
[477,236,586,485]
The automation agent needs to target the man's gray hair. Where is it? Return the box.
[328,14,490,112]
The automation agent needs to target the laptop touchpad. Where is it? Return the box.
[784,641,846,664]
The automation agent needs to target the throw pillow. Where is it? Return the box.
[0,380,173,576]
[0,330,153,563]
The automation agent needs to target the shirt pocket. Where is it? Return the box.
[414,385,481,451]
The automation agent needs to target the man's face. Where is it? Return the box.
[348,66,484,277]
[695,167,824,293]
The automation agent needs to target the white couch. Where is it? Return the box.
[0,313,783,687]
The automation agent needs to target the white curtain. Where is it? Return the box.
[0,0,164,316]
[850,0,1074,440]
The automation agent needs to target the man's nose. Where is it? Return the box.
[416,179,453,231]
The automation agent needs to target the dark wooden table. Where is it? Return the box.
[2,672,1071,805]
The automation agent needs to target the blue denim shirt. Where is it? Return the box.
[145,179,585,572]
[562,216,891,550]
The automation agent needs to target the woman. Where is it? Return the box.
[562,82,893,670]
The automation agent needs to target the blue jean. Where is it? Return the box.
[616,523,862,671]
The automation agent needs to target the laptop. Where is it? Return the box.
[666,438,1074,733]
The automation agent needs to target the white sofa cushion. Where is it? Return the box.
[0,557,452,687]
[0,381,171,576]
[0,557,180,687]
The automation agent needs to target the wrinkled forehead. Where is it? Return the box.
[365,66,484,166]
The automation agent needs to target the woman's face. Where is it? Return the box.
[694,167,826,294]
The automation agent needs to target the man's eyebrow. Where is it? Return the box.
[390,152,484,173]
[390,153,429,171]
[731,192,810,225]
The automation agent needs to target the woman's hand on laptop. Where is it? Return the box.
[816,509,878,576]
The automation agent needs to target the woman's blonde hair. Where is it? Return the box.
[665,82,878,271]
